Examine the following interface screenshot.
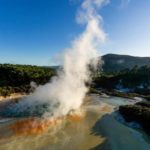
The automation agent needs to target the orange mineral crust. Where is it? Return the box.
[9,118,61,136]
[9,114,84,136]
[67,114,84,122]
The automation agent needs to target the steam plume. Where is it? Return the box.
[10,0,107,118]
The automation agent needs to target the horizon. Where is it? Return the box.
[0,0,150,65]
[1,52,150,66]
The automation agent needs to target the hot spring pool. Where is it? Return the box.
[0,94,149,150]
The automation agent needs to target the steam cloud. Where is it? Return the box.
[11,0,107,118]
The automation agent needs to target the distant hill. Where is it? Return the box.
[102,54,150,72]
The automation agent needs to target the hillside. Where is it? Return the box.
[0,64,56,96]
[102,54,150,72]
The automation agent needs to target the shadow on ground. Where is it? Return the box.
[90,114,112,150]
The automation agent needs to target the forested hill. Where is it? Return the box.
[0,64,56,96]
[0,64,56,87]
[102,54,150,72]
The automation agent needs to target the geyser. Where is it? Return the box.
[2,0,107,118]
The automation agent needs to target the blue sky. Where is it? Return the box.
[0,0,150,65]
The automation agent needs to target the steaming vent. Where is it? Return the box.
[0,0,107,119]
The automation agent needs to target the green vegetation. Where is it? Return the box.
[102,54,150,72]
[1,61,150,99]
[0,64,56,96]
[93,65,150,95]
[119,101,150,134]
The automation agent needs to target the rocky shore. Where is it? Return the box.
[119,101,150,134]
